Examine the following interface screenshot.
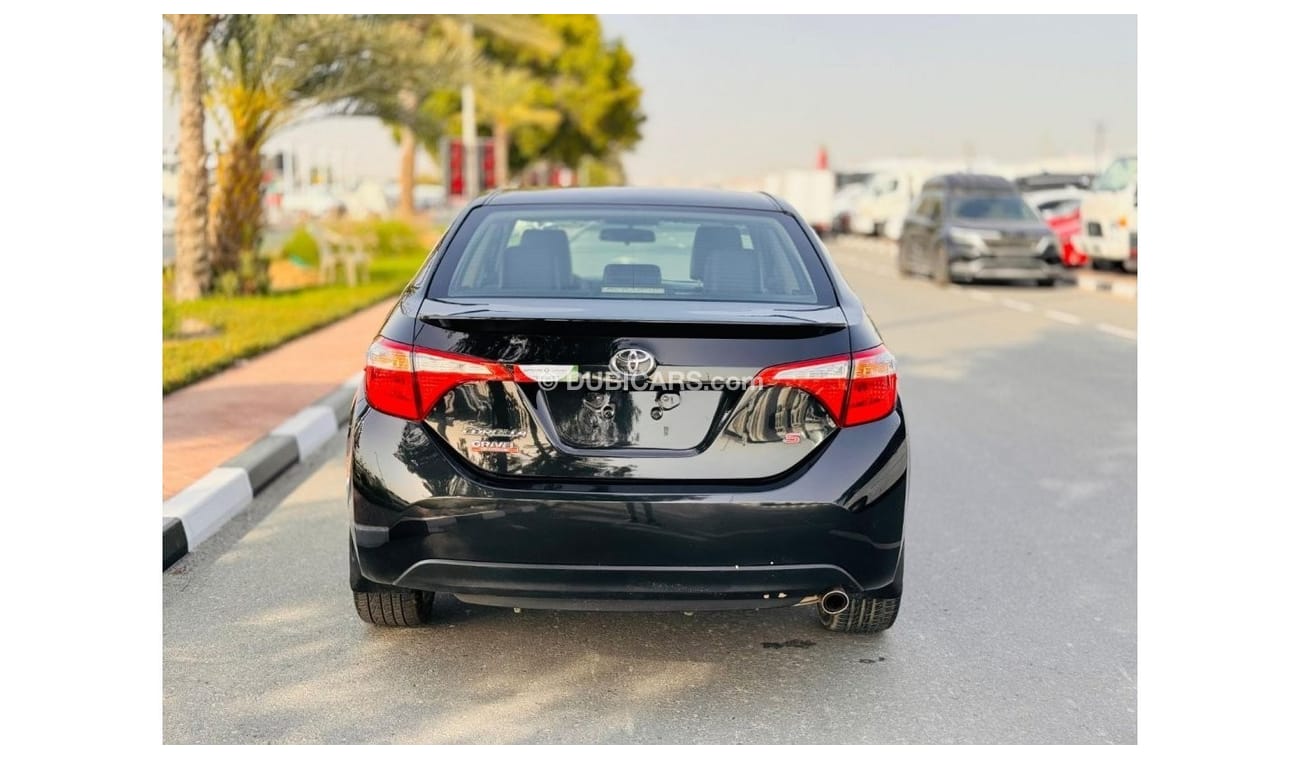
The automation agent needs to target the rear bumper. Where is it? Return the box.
[377,557,865,611]
[348,405,909,607]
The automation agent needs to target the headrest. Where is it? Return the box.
[500,228,572,289]
[520,228,571,258]
[690,225,744,280]
[701,249,761,295]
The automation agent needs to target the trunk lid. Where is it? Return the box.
[412,298,852,482]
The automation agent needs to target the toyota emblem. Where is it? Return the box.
[609,348,657,378]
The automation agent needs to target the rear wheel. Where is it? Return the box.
[353,589,435,627]
[1036,277,1056,287]
[819,596,900,633]
[1091,258,1114,271]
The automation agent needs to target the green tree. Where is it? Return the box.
[372,15,559,211]
[359,16,460,217]
[471,63,561,188]
[204,15,421,274]
[486,14,645,176]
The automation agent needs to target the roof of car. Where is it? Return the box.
[478,186,785,211]
[1015,172,1093,191]
[923,174,1018,193]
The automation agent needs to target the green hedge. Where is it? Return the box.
[163,254,426,394]
[279,225,321,266]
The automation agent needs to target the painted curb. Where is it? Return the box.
[162,371,362,570]
[1074,274,1138,301]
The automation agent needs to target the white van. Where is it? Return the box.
[1077,156,1137,272]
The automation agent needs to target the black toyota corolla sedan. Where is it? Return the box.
[348,187,908,633]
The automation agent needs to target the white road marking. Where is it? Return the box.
[1097,324,1138,340]
[1044,309,1083,325]
[1001,298,1034,313]
[968,291,995,302]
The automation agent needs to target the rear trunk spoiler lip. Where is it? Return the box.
[417,299,848,329]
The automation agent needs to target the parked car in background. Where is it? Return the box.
[763,168,837,235]
[1077,156,1137,272]
[853,161,977,240]
[1017,173,1094,268]
[1035,197,1085,267]
[349,187,907,633]
[898,174,1062,286]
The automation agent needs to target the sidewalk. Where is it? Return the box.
[163,298,395,499]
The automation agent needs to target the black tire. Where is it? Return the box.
[1091,258,1113,271]
[1036,277,1056,287]
[819,596,900,633]
[353,589,434,627]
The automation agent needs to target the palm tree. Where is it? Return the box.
[384,15,559,211]
[371,16,458,218]
[204,15,421,273]
[473,63,560,189]
[444,16,560,197]
[163,14,217,302]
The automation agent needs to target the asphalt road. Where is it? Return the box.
[163,238,1137,744]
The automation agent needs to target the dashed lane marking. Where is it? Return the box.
[1044,310,1083,325]
[1001,298,1034,313]
[1097,323,1138,341]
[968,291,995,302]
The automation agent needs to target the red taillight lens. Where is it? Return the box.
[754,345,897,427]
[754,354,851,423]
[364,337,508,421]
[843,345,898,426]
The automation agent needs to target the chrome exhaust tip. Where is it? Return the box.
[819,588,850,615]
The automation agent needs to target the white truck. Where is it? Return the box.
[1076,156,1137,272]
[763,169,837,235]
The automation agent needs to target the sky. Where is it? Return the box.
[163,15,1136,186]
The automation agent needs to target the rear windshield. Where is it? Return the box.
[429,205,834,305]
[950,194,1039,221]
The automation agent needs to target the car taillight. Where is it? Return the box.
[754,345,897,427]
[843,345,898,425]
[364,337,508,421]
[754,345,894,423]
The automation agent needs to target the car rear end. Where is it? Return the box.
[348,190,907,630]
